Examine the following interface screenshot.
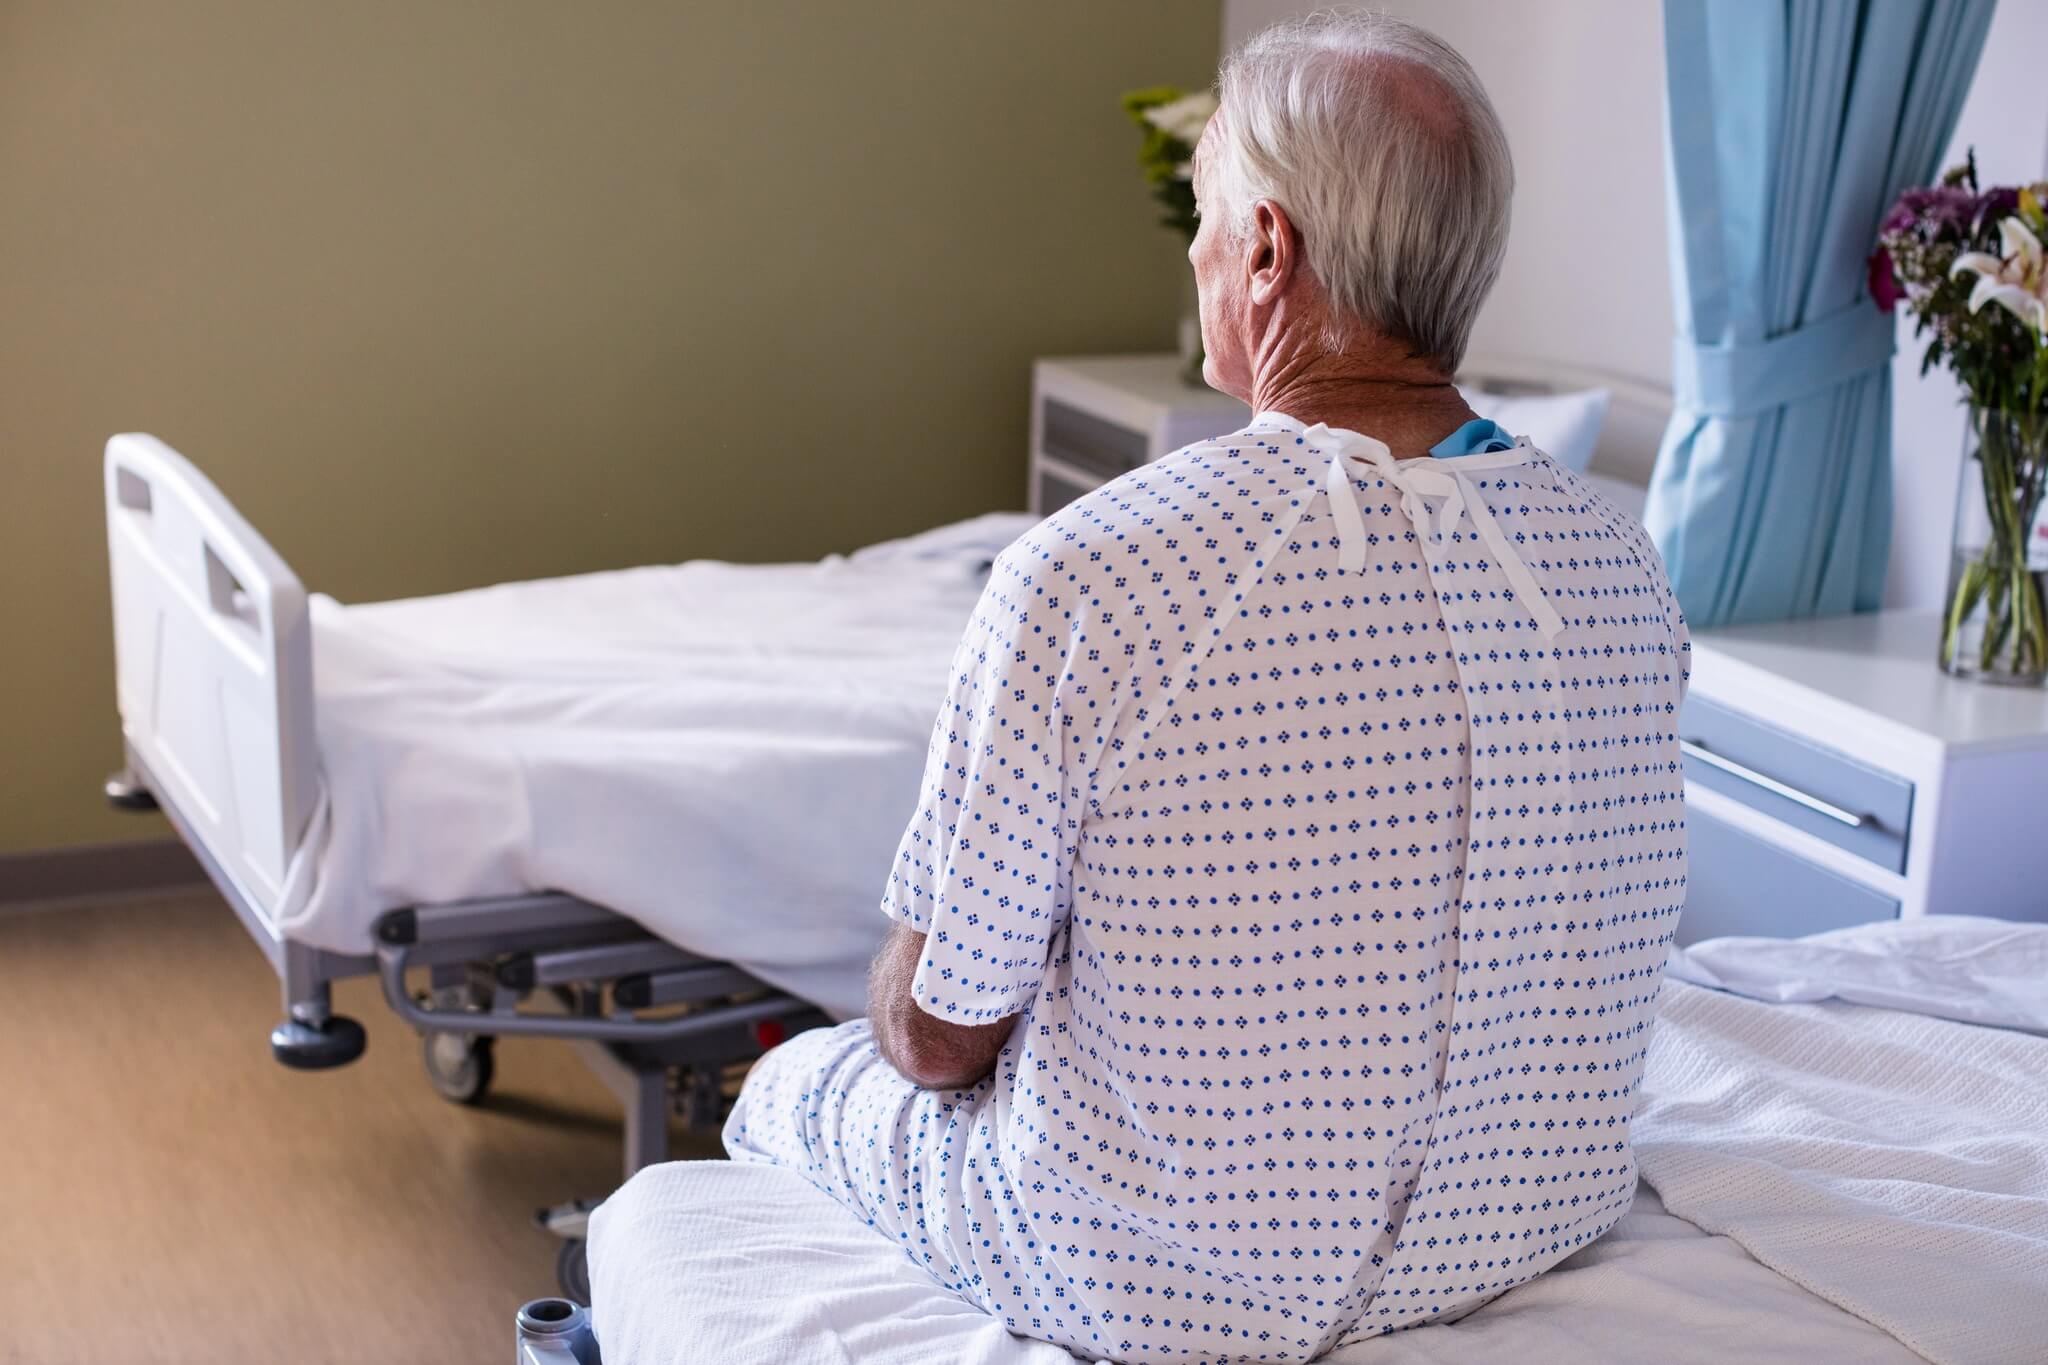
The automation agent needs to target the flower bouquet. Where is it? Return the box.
[1122,86,1217,384]
[1872,154,2048,683]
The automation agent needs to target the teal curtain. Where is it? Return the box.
[1647,0,1995,627]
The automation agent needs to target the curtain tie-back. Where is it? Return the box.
[1672,304,1897,419]
[1313,424,1565,639]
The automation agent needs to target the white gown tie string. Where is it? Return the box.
[1311,423,1565,640]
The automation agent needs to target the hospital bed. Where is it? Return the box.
[100,359,1664,1308]
[100,431,1038,1294]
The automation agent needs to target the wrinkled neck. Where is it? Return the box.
[1248,342,1475,461]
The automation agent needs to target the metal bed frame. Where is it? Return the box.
[110,745,828,1301]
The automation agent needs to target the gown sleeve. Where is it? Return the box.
[881,542,1087,1023]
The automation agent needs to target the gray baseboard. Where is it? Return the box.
[0,838,207,911]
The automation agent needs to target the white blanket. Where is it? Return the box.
[278,513,1035,1019]
[1666,915,2048,1033]
[1638,979,2048,1365]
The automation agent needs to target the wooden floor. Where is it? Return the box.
[0,889,721,1364]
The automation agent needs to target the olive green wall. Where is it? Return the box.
[0,0,1219,853]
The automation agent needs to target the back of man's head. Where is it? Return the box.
[1211,10,1513,373]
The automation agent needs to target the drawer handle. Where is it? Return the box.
[1680,739,1874,829]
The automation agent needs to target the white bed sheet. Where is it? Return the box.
[1639,983,2048,1365]
[590,919,2048,1364]
[277,513,1035,1019]
[587,1165,1920,1365]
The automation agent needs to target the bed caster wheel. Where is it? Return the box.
[423,1030,495,1104]
[556,1238,591,1305]
[103,770,158,812]
[271,1014,368,1070]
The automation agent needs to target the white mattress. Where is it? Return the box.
[277,513,1036,1019]
[587,1167,1917,1365]
[589,919,2048,1364]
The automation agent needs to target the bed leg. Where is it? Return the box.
[568,1040,672,1177]
[103,767,159,813]
[270,1009,368,1070]
[620,1064,671,1177]
[269,941,367,1070]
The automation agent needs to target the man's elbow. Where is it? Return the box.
[895,1053,987,1091]
[892,1028,996,1091]
[875,1009,1008,1090]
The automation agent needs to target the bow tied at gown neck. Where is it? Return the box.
[1304,420,1566,640]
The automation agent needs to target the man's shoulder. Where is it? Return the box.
[1015,422,1306,560]
[990,423,1311,629]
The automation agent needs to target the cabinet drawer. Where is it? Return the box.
[1035,465,1094,516]
[1679,803,1899,945]
[1679,695,1912,873]
[1040,397,1147,480]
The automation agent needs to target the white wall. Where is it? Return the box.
[1222,0,2048,608]
[1223,0,1671,387]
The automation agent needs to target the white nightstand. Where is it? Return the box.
[1680,608,2048,942]
[1029,355,1249,514]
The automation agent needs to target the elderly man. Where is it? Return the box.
[709,11,1685,1362]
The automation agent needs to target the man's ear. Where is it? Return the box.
[1245,199,1299,307]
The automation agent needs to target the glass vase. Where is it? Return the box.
[1939,404,2048,685]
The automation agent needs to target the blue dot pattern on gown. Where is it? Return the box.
[725,412,1691,1364]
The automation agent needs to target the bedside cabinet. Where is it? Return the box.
[1680,608,2048,943]
[1029,355,1249,514]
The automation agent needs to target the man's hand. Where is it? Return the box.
[867,922,1016,1089]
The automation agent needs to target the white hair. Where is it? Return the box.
[1209,9,1512,371]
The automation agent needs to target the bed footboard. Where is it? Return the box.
[103,435,370,1064]
[104,433,318,925]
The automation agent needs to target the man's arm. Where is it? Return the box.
[867,922,1016,1089]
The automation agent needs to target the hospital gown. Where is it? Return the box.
[725,412,1690,1363]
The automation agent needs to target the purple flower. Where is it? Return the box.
[1867,245,1903,313]
[1883,185,1979,239]
[1978,186,2020,229]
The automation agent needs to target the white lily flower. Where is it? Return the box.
[1142,91,1218,148]
[1952,215,2048,333]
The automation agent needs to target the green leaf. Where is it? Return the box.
[2022,185,2048,235]
[1120,86,1185,123]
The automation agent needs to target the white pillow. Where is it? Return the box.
[1458,385,1610,473]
